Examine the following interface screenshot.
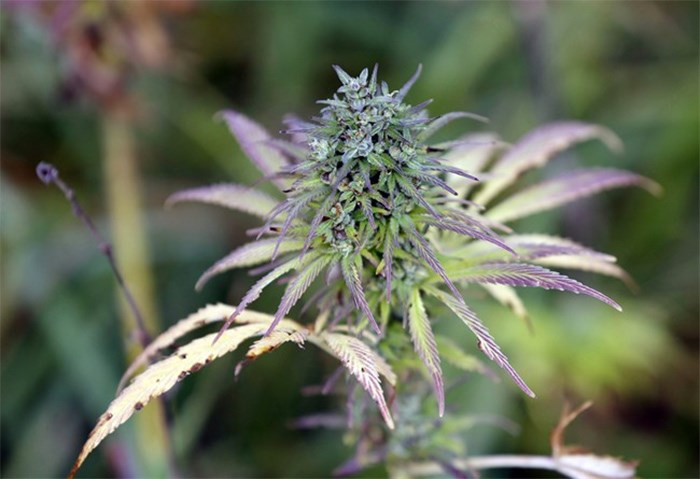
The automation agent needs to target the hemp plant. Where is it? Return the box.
[69,65,657,478]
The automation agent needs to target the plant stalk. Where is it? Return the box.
[102,110,172,478]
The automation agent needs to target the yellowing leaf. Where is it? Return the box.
[118,304,300,392]
[70,323,265,478]
[246,327,308,359]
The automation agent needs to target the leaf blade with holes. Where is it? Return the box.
[71,322,269,478]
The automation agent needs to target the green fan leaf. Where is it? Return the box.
[423,285,534,398]
[320,332,395,429]
[407,288,444,416]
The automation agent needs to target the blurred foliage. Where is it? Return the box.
[1,1,697,478]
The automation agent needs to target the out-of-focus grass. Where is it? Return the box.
[2,1,697,477]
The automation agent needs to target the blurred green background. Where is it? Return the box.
[1,1,697,478]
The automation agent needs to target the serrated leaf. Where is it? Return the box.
[166,184,279,219]
[447,234,614,267]
[214,256,304,342]
[487,168,661,223]
[442,133,501,197]
[475,122,622,206]
[534,255,635,289]
[448,262,622,311]
[218,110,291,191]
[117,305,303,392]
[195,238,304,291]
[267,254,333,335]
[407,288,444,416]
[420,213,515,256]
[400,217,465,301]
[340,255,382,335]
[246,327,308,359]
[382,220,396,302]
[320,332,394,429]
[422,285,535,398]
[70,322,267,478]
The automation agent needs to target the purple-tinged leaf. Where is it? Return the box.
[300,193,336,258]
[218,110,291,191]
[408,99,434,114]
[166,184,278,220]
[257,190,319,240]
[195,238,304,291]
[441,206,515,238]
[400,217,464,302]
[270,190,325,258]
[427,163,479,182]
[321,332,395,429]
[408,288,444,416]
[423,285,535,398]
[264,138,309,164]
[340,255,382,335]
[475,122,623,206]
[405,170,459,196]
[267,254,333,335]
[448,234,615,266]
[282,114,315,144]
[442,132,501,176]
[421,215,516,256]
[450,263,622,311]
[382,221,397,303]
[418,111,489,142]
[396,64,422,101]
[213,256,303,343]
[395,174,441,218]
[488,168,662,223]
[535,255,636,290]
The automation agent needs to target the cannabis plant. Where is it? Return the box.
[69,65,656,478]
